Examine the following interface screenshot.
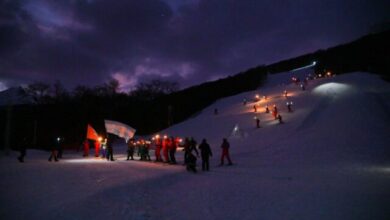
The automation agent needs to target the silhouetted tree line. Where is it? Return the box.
[267,30,390,80]
[1,30,389,150]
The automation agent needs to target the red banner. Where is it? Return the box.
[86,124,99,141]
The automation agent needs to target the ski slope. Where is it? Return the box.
[1,72,389,220]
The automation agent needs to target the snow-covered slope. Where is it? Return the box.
[1,72,389,220]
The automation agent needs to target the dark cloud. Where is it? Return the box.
[0,0,389,91]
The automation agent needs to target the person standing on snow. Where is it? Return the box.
[106,137,114,161]
[154,136,163,162]
[186,152,197,173]
[56,137,64,159]
[48,136,59,162]
[144,140,151,161]
[198,139,213,171]
[182,137,191,165]
[189,137,199,157]
[82,139,89,157]
[168,137,178,164]
[94,140,100,157]
[162,136,170,163]
[220,138,233,166]
[127,139,136,160]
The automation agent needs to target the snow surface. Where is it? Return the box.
[1,72,390,220]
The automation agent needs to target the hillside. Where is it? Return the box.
[1,72,389,220]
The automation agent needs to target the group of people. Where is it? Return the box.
[125,136,234,173]
[182,137,233,173]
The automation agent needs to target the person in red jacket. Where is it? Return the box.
[272,105,278,119]
[154,136,163,162]
[162,136,170,163]
[219,138,233,166]
[83,139,89,157]
[94,140,100,157]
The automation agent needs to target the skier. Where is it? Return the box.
[253,105,257,113]
[186,151,197,173]
[127,139,136,160]
[265,105,270,113]
[198,139,213,171]
[284,90,288,97]
[277,114,283,124]
[243,98,247,106]
[154,136,163,162]
[219,138,233,166]
[255,117,260,128]
[272,105,278,119]
[300,84,305,91]
[287,102,293,112]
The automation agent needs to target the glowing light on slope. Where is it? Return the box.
[291,61,317,72]
[313,82,351,97]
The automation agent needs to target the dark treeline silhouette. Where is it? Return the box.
[267,30,389,80]
[1,30,389,150]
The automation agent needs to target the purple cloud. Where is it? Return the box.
[0,0,388,92]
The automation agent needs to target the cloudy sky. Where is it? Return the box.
[0,0,389,92]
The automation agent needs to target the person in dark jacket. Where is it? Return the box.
[127,139,136,160]
[106,137,114,161]
[255,117,260,128]
[48,137,60,162]
[186,152,197,173]
[168,136,177,164]
[56,137,63,159]
[189,137,199,156]
[220,138,233,166]
[198,139,213,171]
[182,137,191,165]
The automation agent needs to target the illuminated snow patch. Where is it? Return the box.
[0,81,7,92]
[65,158,109,163]
[313,82,351,97]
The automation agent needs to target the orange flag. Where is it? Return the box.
[86,124,99,141]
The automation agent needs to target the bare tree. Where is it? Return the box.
[23,82,50,104]
[130,79,179,100]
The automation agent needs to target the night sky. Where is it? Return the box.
[0,0,389,92]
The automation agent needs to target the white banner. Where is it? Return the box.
[104,120,136,141]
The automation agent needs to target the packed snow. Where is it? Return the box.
[1,72,389,220]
